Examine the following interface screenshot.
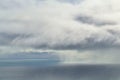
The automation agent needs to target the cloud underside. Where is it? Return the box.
[0,0,120,63]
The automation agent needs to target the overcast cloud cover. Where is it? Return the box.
[0,0,120,64]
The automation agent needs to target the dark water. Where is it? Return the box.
[0,63,120,80]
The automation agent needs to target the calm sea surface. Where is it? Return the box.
[0,60,120,80]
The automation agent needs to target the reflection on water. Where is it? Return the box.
[0,62,120,80]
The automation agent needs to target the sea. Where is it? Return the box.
[0,60,120,80]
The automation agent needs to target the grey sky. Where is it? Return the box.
[0,0,120,64]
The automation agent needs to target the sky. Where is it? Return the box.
[0,0,120,64]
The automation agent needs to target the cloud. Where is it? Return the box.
[0,0,120,50]
[0,0,120,63]
[0,0,46,10]
[56,49,120,64]
[75,14,117,26]
[57,0,83,4]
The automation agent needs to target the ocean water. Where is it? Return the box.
[0,61,120,80]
